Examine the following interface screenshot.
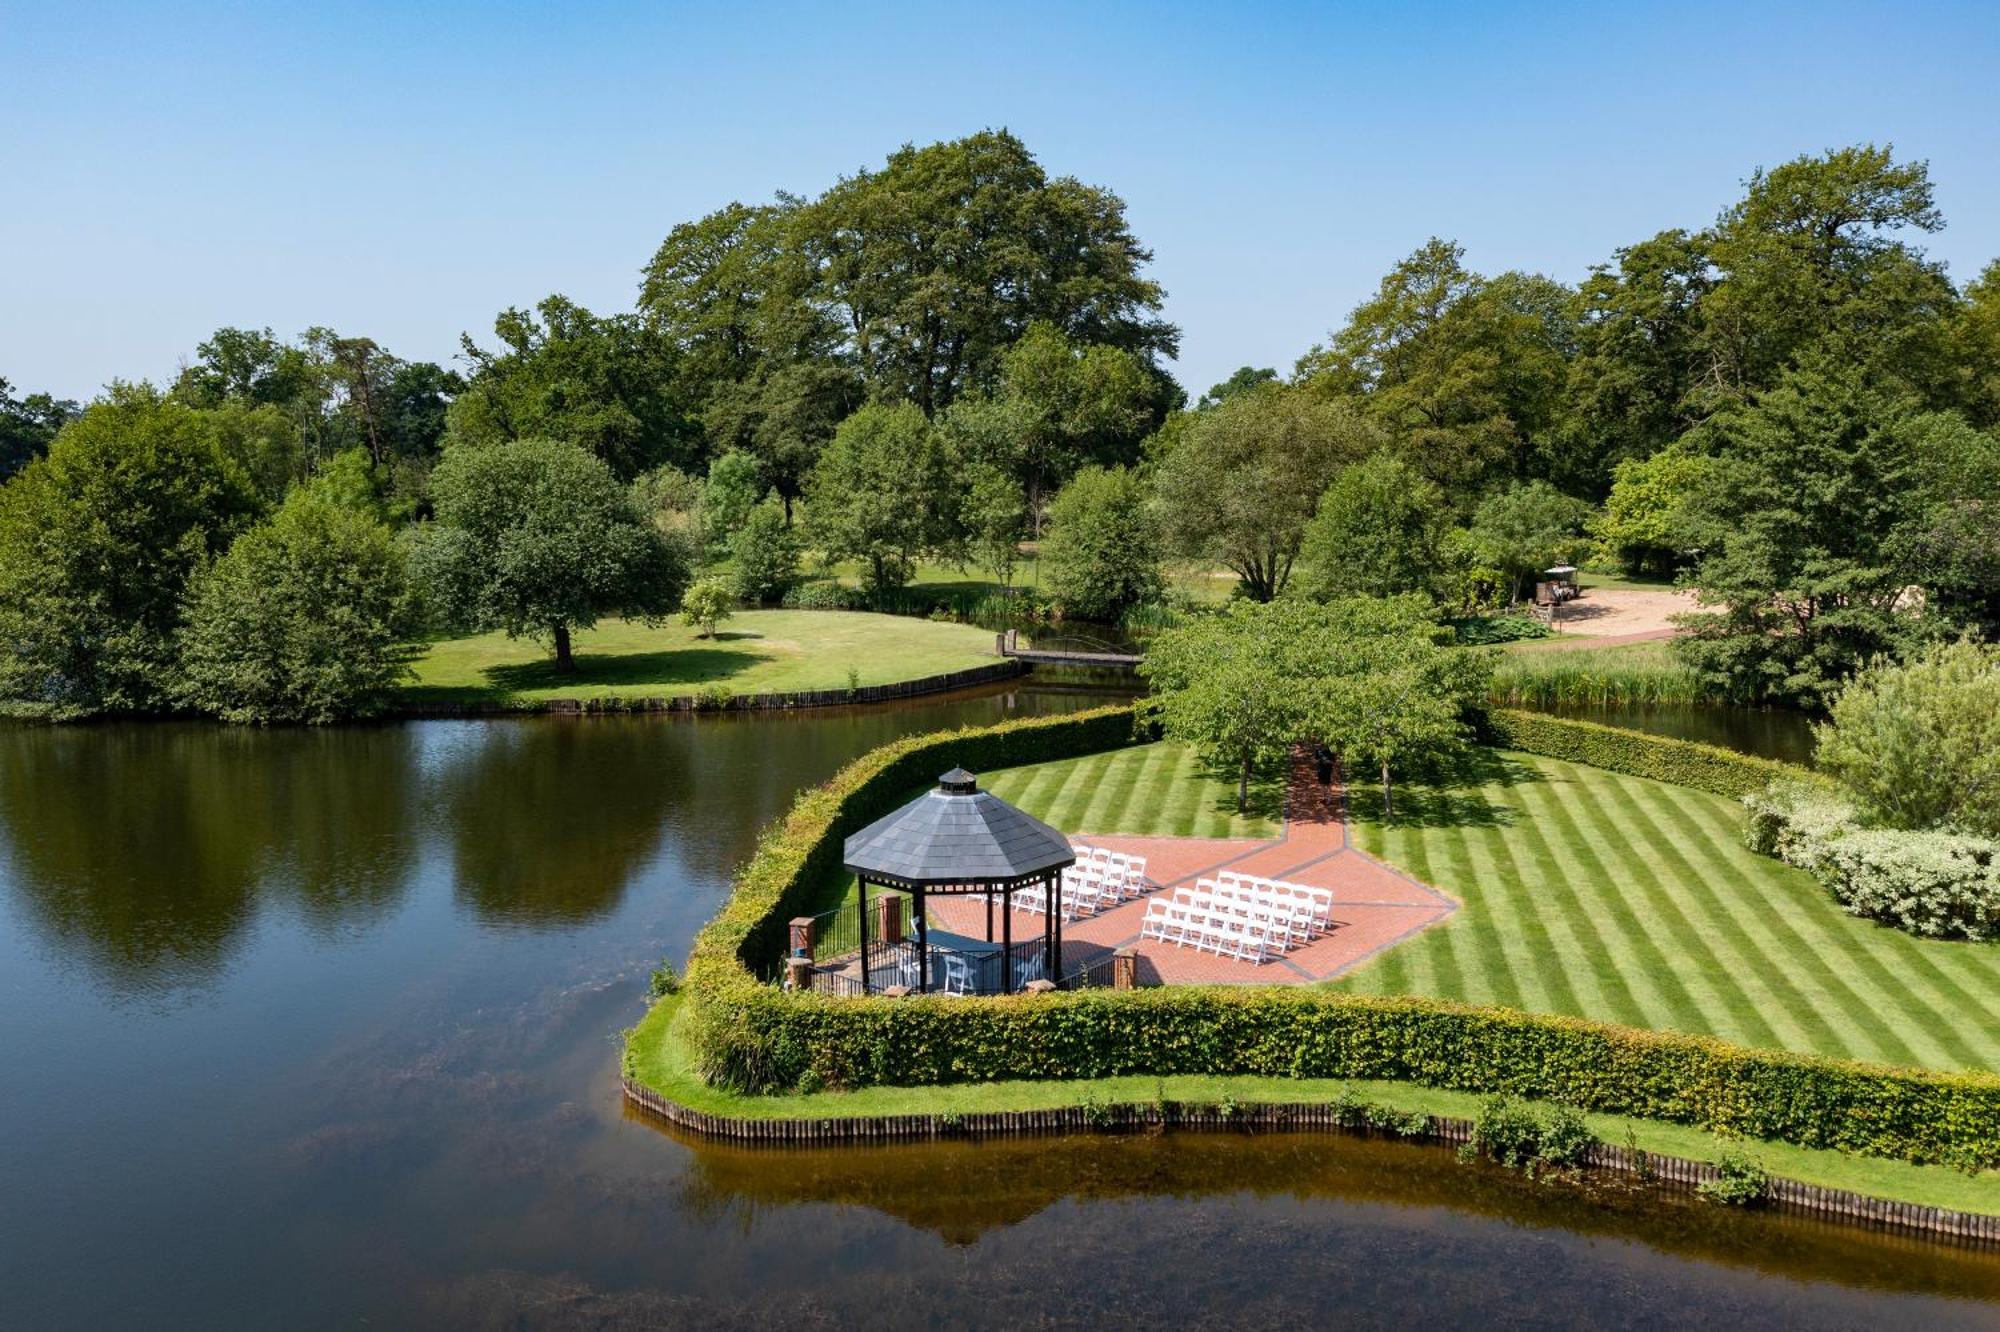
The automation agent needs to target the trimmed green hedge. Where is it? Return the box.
[1482,707,1800,799]
[675,703,2000,1171]
[694,986,2000,1169]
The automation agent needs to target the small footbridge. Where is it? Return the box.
[995,629,1145,668]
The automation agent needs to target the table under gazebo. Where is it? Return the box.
[805,767,1076,996]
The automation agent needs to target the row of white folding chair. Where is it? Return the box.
[1139,896,1274,963]
[1213,871,1333,933]
[1177,883,1312,952]
[1009,870,1105,921]
[1072,845,1149,898]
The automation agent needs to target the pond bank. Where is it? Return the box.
[624,997,2000,1243]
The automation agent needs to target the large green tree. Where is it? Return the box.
[1467,480,1595,602]
[946,321,1161,523]
[176,484,419,723]
[798,130,1176,415]
[447,295,696,480]
[1295,452,1448,602]
[415,439,687,672]
[1673,357,1974,706]
[1154,385,1383,600]
[1039,465,1161,622]
[804,403,963,593]
[0,387,262,713]
[1297,239,1573,494]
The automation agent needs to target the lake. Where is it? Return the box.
[0,678,1991,1329]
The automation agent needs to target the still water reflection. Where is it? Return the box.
[0,679,1992,1329]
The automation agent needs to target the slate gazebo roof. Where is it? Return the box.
[839,769,1075,995]
[843,768,1075,889]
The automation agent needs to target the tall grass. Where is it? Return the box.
[1488,643,1708,706]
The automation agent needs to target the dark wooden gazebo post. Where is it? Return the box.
[857,873,871,995]
[841,768,1073,1001]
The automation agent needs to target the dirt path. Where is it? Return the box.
[1523,585,1694,648]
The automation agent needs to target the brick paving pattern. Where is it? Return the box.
[928,748,1457,986]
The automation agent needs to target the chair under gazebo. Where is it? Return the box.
[838,767,1075,995]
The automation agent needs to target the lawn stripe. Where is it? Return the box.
[1468,777,1578,1016]
[1505,765,1661,1028]
[1616,774,1900,1062]
[1523,760,1725,1038]
[1650,779,1967,1069]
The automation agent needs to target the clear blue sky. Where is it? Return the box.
[4,0,1997,404]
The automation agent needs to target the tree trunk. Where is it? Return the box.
[1238,753,1251,813]
[553,623,575,674]
[1381,759,1394,820]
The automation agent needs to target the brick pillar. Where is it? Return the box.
[876,894,905,946]
[785,956,813,991]
[788,916,814,961]
[1114,946,1138,991]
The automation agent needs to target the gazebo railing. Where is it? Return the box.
[790,899,1055,997]
[1059,950,1120,991]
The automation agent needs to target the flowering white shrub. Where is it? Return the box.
[1745,780,2000,940]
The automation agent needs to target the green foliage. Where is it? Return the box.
[1744,780,2000,941]
[961,461,1025,587]
[0,376,79,481]
[1672,358,1986,708]
[1480,708,1793,799]
[701,449,766,555]
[806,402,962,593]
[1038,465,1161,622]
[948,321,1160,518]
[1297,239,1571,495]
[1461,1095,1547,1169]
[417,438,688,671]
[1815,639,2000,836]
[1467,480,1594,602]
[727,501,799,604]
[447,295,694,480]
[1142,597,1481,814]
[1592,448,1710,576]
[1450,613,1550,646]
[648,961,682,999]
[1698,1149,1770,1206]
[0,387,262,714]
[1296,452,1448,602]
[680,577,736,639]
[1154,384,1384,600]
[176,486,419,723]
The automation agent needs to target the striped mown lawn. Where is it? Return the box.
[981,742,1281,841]
[1337,750,2000,1074]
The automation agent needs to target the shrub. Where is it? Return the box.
[680,577,735,639]
[1461,1095,1596,1170]
[177,488,419,723]
[1451,613,1551,646]
[1745,780,2000,939]
[648,961,681,999]
[1698,1149,1770,1206]
[1815,639,2000,837]
[727,500,799,604]
[1481,708,1794,799]
[782,581,862,611]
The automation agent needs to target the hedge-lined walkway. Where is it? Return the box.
[1335,751,2000,1074]
[933,746,1457,985]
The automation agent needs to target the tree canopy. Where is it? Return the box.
[804,402,962,592]
[1154,385,1382,600]
[0,388,262,714]
[1039,465,1161,622]
[415,439,688,672]
[1816,639,2000,837]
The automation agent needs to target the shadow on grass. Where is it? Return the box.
[1349,747,1545,831]
[1192,758,1287,828]
[481,646,777,694]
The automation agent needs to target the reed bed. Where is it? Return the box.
[1488,643,1708,707]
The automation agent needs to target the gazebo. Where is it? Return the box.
[841,768,1075,995]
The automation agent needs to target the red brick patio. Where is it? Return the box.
[926,750,1457,986]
